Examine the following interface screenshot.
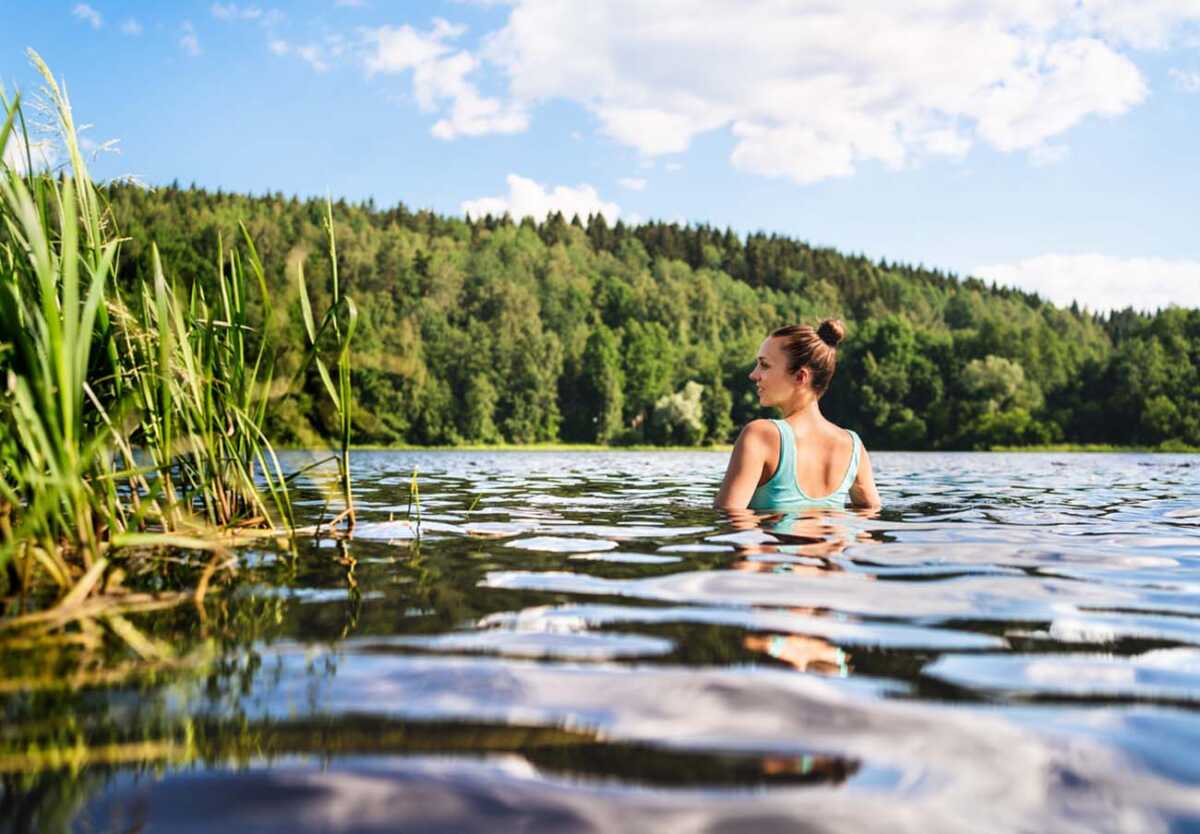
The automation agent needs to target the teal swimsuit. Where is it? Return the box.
[748,420,861,511]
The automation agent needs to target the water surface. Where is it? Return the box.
[4,451,1200,833]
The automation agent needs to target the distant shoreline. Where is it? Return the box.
[985,442,1199,453]
[286,442,1198,454]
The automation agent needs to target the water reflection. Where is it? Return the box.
[744,633,849,676]
[3,450,1200,833]
[723,511,860,676]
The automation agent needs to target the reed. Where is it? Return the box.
[295,202,358,530]
[0,52,356,625]
[0,56,117,588]
[116,230,295,533]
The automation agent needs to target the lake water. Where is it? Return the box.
[4,450,1200,833]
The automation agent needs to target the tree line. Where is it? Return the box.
[102,183,1200,450]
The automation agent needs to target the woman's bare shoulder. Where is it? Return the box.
[734,419,778,453]
[741,418,776,437]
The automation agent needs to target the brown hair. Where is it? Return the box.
[770,319,845,396]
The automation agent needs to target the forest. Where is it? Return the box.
[103,183,1200,451]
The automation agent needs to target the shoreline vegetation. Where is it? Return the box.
[0,55,356,635]
[988,442,1199,454]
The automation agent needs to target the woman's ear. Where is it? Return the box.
[794,367,809,387]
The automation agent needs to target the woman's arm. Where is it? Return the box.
[848,445,881,510]
[714,420,774,509]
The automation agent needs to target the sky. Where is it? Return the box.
[2,1,1199,313]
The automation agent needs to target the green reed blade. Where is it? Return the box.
[296,260,317,344]
[0,94,18,163]
[314,356,340,411]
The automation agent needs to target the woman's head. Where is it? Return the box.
[750,319,845,406]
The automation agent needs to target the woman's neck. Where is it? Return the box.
[779,393,823,426]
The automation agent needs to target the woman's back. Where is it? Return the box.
[794,420,858,497]
[748,419,861,510]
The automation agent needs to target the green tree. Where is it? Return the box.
[578,325,625,443]
[621,320,674,434]
[701,374,735,444]
[960,355,1042,414]
[649,382,707,445]
[461,375,500,442]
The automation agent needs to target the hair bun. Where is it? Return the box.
[817,319,845,348]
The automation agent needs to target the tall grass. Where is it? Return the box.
[0,56,117,588]
[0,52,356,619]
[296,202,358,530]
[117,232,295,533]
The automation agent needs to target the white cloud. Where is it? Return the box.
[335,0,365,6]
[270,34,342,71]
[596,105,724,155]
[969,37,1145,152]
[476,1,1200,184]
[664,161,683,172]
[210,2,283,29]
[462,173,619,223]
[363,19,464,74]
[120,18,143,36]
[1028,143,1069,167]
[730,122,857,184]
[72,3,102,29]
[212,3,263,21]
[1073,0,1200,50]
[3,134,60,174]
[363,20,527,139]
[618,177,646,191]
[1169,68,1200,92]
[180,21,202,56]
[972,254,1200,313]
[296,44,329,72]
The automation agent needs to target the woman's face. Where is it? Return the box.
[749,337,803,407]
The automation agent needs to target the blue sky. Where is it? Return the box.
[3,1,1199,312]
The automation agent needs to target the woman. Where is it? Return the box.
[715,319,881,510]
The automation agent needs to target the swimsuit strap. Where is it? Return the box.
[773,419,797,485]
[836,429,861,495]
